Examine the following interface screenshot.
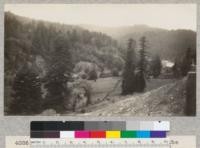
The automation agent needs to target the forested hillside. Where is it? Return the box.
[82,25,196,60]
[4,12,124,113]
[5,12,124,77]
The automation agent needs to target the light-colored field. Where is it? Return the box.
[82,78,186,116]
[88,77,174,104]
[65,77,180,116]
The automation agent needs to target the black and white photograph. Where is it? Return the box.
[4,4,196,116]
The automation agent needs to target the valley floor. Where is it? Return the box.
[63,77,186,116]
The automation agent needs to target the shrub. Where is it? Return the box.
[112,69,119,77]
[88,70,98,81]
[80,72,88,79]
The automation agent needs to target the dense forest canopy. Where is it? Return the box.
[5,12,124,78]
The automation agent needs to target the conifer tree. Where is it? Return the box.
[32,22,57,58]
[151,54,162,78]
[9,64,42,115]
[135,36,147,92]
[172,59,180,78]
[138,36,147,73]
[44,33,73,112]
[122,38,136,95]
[181,48,192,76]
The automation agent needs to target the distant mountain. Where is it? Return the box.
[81,24,196,60]
[81,24,165,38]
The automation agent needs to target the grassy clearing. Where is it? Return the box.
[79,78,186,116]
[65,77,175,115]
[88,77,174,104]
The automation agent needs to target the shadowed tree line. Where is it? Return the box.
[122,36,195,95]
[122,37,149,95]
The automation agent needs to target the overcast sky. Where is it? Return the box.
[5,4,196,31]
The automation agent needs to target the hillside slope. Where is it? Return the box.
[4,12,124,111]
[82,78,186,116]
[81,24,196,60]
[5,12,124,76]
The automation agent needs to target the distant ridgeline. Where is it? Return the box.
[82,24,196,61]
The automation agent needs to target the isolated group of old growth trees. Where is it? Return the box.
[5,12,195,115]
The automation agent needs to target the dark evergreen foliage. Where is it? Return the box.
[122,38,136,95]
[115,26,196,61]
[9,64,42,115]
[44,34,73,112]
[138,36,147,72]
[136,36,147,92]
[151,54,162,78]
[135,71,146,92]
[181,48,193,76]
[88,69,98,81]
[4,12,123,79]
[172,60,181,78]
[112,68,119,77]
[32,22,58,56]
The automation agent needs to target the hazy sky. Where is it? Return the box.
[5,4,196,31]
